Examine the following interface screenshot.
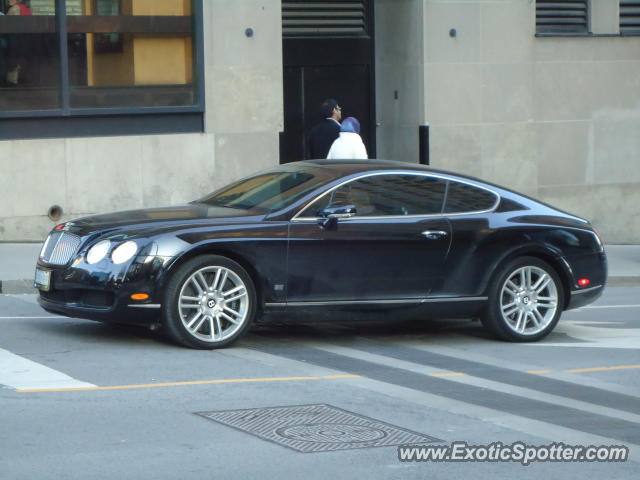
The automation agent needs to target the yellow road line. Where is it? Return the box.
[428,372,466,377]
[16,374,362,393]
[565,365,640,374]
[527,370,553,374]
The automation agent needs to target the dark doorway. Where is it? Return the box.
[280,1,375,163]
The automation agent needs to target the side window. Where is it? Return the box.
[444,181,498,214]
[303,174,447,217]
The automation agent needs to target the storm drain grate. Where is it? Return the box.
[196,403,440,453]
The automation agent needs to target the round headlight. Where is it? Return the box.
[86,240,111,264]
[111,241,138,264]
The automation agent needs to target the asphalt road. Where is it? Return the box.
[1,287,639,479]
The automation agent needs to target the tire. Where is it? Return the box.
[162,255,257,349]
[481,256,564,342]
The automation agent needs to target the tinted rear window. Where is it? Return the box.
[444,181,498,214]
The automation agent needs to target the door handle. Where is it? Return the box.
[421,230,448,240]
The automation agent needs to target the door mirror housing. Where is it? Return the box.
[317,203,357,229]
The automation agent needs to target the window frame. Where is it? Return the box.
[292,171,501,221]
[0,0,205,121]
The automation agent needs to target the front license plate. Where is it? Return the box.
[34,268,51,292]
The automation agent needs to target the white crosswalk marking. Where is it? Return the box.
[395,337,640,397]
[0,347,96,390]
[246,338,640,460]
[309,342,640,423]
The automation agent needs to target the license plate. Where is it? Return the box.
[34,268,51,292]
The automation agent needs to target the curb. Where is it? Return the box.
[607,276,640,287]
[0,280,37,295]
[2,276,640,295]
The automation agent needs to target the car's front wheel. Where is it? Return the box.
[481,256,564,342]
[162,255,257,349]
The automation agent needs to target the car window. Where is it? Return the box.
[444,181,498,214]
[303,174,447,217]
[197,171,331,212]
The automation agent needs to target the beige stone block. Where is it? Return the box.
[481,122,537,192]
[430,125,482,177]
[536,121,589,187]
[534,38,596,63]
[140,133,217,207]
[1,139,66,218]
[0,215,54,242]
[425,64,482,124]
[204,0,282,68]
[376,126,420,163]
[376,64,425,128]
[65,136,144,215]
[591,37,640,62]
[538,183,640,244]
[213,132,279,188]
[205,65,284,134]
[590,116,640,185]
[589,61,640,112]
[424,1,481,63]
[591,0,619,35]
[482,63,533,123]
[481,1,535,64]
[376,0,424,65]
[533,62,595,121]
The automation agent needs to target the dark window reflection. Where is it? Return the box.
[307,175,448,217]
[444,181,498,213]
[0,0,60,111]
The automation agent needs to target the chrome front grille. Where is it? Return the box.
[40,231,82,266]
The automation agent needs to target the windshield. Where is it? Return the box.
[196,169,333,212]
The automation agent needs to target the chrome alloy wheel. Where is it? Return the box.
[177,266,249,343]
[499,266,558,336]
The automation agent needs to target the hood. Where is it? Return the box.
[61,204,260,237]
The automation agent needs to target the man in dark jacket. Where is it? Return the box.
[308,99,342,159]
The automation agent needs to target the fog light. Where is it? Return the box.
[578,278,590,287]
[131,293,150,301]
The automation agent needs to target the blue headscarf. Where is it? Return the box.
[340,117,360,134]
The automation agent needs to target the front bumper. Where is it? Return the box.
[36,255,169,326]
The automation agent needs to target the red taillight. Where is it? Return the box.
[55,224,65,231]
[578,278,590,287]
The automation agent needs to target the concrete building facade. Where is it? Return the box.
[1,0,639,244]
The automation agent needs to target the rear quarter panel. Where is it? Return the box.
[432,212,603,297]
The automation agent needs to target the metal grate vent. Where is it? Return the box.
[40,231,81,266]
[283,1,367,37]
[621,0,640,34]
[536,0,588,33]
[197,404,440,453]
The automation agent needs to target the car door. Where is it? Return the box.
[286,173,452,303]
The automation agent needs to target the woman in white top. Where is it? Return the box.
[326,117,368,159]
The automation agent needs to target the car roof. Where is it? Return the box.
[292,159,487,185]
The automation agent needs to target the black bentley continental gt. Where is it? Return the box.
[35,160,606,349]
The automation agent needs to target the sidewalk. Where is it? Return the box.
[0,243,639,294]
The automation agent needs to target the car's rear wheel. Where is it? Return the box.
[481,256,564,342]
[162,255,256,349]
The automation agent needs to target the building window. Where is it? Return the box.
[536,0,589,34]
[0,0,203,139]
[621,0,640,35]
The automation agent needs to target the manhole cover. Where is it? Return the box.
[196,404,440,453]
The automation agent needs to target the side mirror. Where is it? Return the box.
[317,203,357,230]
